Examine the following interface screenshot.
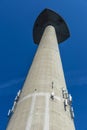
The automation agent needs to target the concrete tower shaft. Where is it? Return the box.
[6,9,75,130]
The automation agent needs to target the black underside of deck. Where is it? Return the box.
[33,8,70,44]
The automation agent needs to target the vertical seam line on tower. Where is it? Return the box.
[43,94,49,130]
[25,94,36,130]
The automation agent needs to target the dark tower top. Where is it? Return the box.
[33,8,70,44]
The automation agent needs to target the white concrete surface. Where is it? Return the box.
[6,25,75,130]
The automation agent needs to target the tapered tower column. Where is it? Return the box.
[6,9,75,130]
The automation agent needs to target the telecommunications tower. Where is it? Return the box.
[7,9,75,130]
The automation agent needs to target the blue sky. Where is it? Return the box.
[0,0,87,130]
